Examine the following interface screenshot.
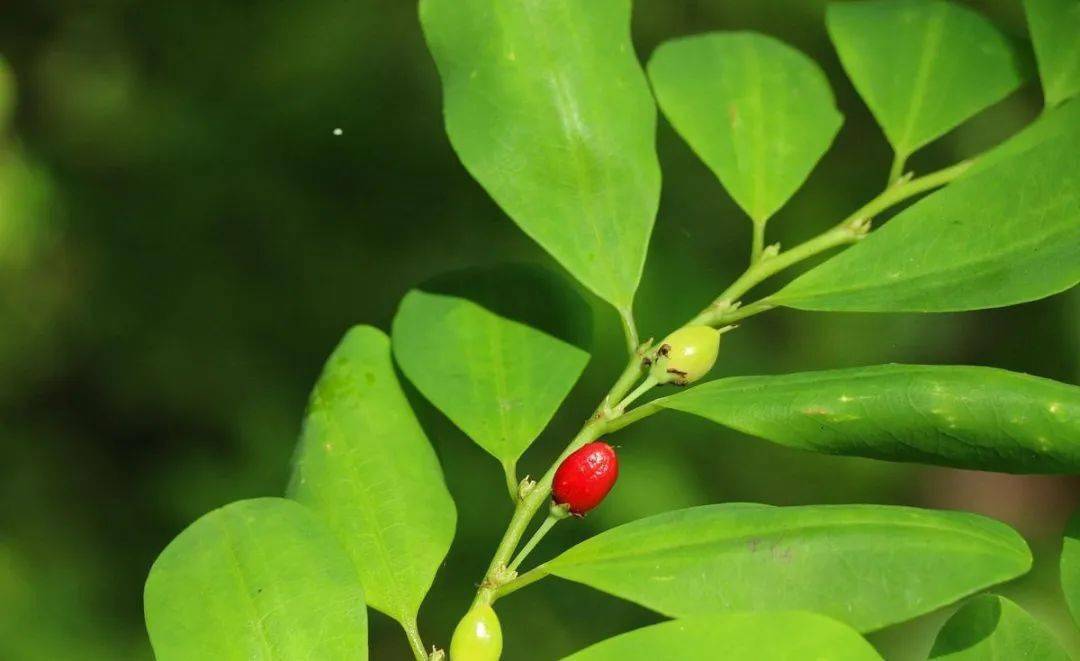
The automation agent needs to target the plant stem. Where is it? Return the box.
[501,460,519,503]
[888,152,908,186]
[751,221,766,263]
[604,398,667,434]
[508,511,563,572]
[688,159,972,327]
[472,348,650,605]
[473,354,660,610]
[474,158,978,615]
[494,565,550,601]
[687,220,867,326]
[861,158,971,218]
[402,618,428,661]
[720,298,777,324]
[472,158,976,611]
[599,351,650,415]
[612,375,658,414]
[475,417,607,605]
[618,307,639,357]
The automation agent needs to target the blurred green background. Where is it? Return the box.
[0,0,1077,659]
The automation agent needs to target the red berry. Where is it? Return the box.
[552,442,619,515]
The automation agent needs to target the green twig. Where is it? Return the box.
[472,346,653,605]
[493,565,550,602]
[604,398,667,434]
[598,348,650,416]
[472,158,976,611]
[688,159,972,327]
[720,298,777,324]
[474,417,607,606]
[611,375,658,414]
[687,218,869,326]
[507,509,565,573]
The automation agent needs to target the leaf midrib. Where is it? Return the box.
[215,512,276,660]
[662,365,1050,399]
[895,3,948,154]
[551,516,1025,569]
[314,364,416,625]
[514,0,629,306]
[742,36,769,222]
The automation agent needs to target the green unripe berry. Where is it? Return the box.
[450,603,502,661]
[649,325,721,385]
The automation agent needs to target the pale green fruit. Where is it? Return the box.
[650,325,721,385]
[450,603,502,661]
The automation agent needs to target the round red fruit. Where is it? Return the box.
[552,441,619,515]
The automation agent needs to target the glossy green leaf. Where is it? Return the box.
[1025,0,1080,108]
[929,595,1069,660]
[563,612,882,661]
[658,364,1080,473]
[773,132,1080,312]
[419,0,660,311]
[288,326,455,627]
[144,498,368,661]
[1060,509,1080,627]
[392,276,589,465]
[544,504,1031,632]
[827,0,1025,158]
[647,32,842,225]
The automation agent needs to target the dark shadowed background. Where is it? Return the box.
[0,0,1077,658]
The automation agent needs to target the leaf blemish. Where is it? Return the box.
[771,545,794,563]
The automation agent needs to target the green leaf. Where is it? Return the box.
[773,132,1080,312]
[647,32,843,224]
[543,503,1031,632]
[144,498,368,661]
[419,0,660,311]
[658,364,1080,474]
[563,612,882,661]
[1025,0,1080,108]
[288,326,455,627]
[929,595,1070,660]
[392,269,590,466]
[827,0,1025,159]
[1061,509,1080,627]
